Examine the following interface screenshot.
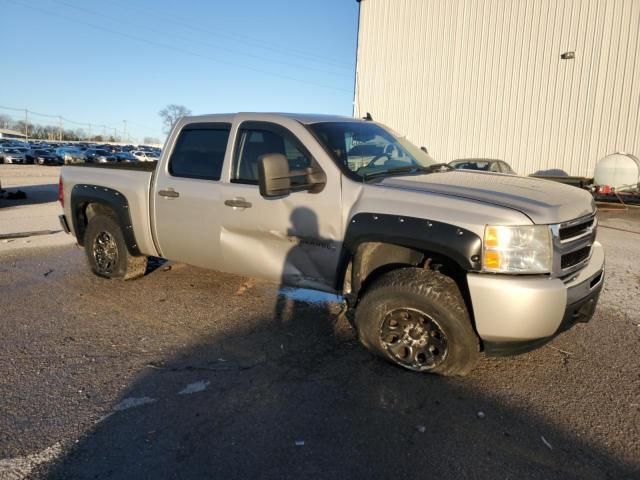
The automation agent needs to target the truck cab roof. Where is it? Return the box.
[181,112,364,125]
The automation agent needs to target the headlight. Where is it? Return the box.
[482,225,552,273]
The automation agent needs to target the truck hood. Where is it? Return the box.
[376,170,595,224]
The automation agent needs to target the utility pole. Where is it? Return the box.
[123,120,127,143]
[88,123,92,141]
[24,109,29,143]
[58,116,63,141]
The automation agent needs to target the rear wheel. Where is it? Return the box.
[84,214,147,280]
[355,267,480,376]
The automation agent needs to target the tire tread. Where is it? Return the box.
[355,267,480,376]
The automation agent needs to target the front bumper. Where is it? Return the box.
[467,241,604,355]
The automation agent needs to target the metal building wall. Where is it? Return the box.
[354,0,640,176]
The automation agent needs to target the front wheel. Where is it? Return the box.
[355,268,480,376]
[84,214,147,280]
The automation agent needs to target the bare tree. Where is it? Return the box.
[143,136,161,145]
[159,104,192,133]
[0,114,11,129]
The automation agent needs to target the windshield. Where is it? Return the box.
[308,121,435,179]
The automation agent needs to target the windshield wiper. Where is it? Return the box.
[361,165,433,180]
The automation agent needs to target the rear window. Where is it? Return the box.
[169,125,230,180]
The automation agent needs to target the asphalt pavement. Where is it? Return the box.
[0,205,639,479]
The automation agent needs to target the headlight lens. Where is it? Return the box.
[483,225,552,273]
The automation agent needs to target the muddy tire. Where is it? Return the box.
[84,214,147,280]
[355,267,480,376]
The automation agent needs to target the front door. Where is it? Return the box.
[218,121,342,292]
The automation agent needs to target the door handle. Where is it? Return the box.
[224,198,252,209]
[158,188,179,198]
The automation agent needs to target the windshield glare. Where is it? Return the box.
[309,121,435,179]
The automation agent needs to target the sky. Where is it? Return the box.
[0,0,358,143]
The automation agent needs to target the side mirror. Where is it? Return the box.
[258,153,328,198]
[258,153,291,197]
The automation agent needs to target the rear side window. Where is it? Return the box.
[169,125,230,180]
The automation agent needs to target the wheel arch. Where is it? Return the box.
[70,184,141,255]
[337,213,483,305]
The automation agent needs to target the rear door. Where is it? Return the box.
[152,122,231,269]
[217,120,343,292]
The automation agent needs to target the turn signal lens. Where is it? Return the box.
[483,251,501,269]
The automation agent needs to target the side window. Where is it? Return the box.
[233,128,312,185]
[169,126,230,180]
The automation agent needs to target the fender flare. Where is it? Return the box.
[70,184,141,255]
[337,212,483,294]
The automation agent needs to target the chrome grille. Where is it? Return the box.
[559,217,595,242]
[561,246,591,269]
[550,213,597,278]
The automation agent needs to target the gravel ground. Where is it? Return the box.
[0,167,638,479]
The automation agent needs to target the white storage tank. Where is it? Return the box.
[593,153,640,191]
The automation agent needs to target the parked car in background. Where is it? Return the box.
[145,150,160,161]
[449,158,517,175]
[55,147,85,164]
[97,144,118,154]
[13,146,30,157]
[30,149,58,165]
[0,147,27,164]
[114,152,138,163]
[6,141,29,149]
[85,148,116,163]
[131,150,156,162]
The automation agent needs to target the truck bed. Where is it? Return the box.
[60,163,158,256]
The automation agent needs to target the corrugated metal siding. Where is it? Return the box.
[354,0,640,176]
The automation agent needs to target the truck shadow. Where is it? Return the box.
[40,288,637,479]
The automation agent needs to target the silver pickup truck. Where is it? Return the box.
[59,113,604,376]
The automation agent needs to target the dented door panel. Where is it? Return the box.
[218,182,342,292]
